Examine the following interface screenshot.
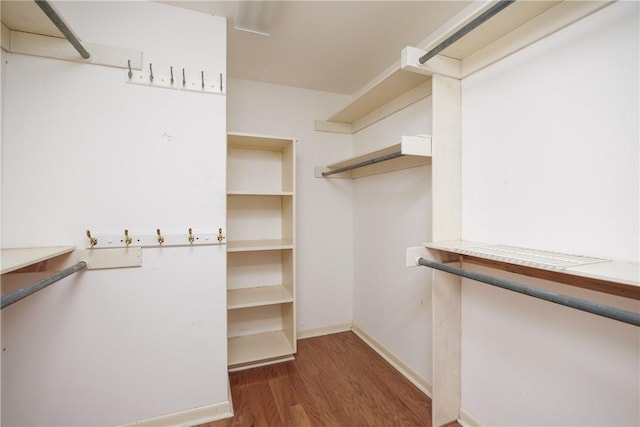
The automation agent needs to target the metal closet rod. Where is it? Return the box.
[34,0,91,60]
[1,261,88,310]
[418,258,640,327]
[322,151,403,177]
[419,0,515,64]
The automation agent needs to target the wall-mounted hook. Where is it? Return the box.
[124,229,132,246]
[157,228,165,245]
[217,227,225,244]
[86,229,97,248]
[170,66,174,86]
[149,63,154,82]
[127,60,133,79]
[182,68,186,87]
[188,228,195,244]
[201,71,205,89]
[219,73,223,92]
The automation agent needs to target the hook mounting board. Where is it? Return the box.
[87,231,225,249]
[126,69,225,95]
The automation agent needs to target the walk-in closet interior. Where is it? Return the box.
[1,1,638,426]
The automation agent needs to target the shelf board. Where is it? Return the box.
[1,246,75,274]
[227,191,293,196]
[228,331,294,367]
[316,135,431,179]
[228,285,293,310]
[316,1,611,134]
[426,241,640,300]
[226,239,294,252]
[228,132,294,151]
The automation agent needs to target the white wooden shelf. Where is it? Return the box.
[1,246,75,274]
[227,191,293,196]
[227,285,293,310]
[315,1,610,134]
[316,135,431,179]
[425,240,640,300]
[228,331,294,368]
[226,132,296,370]
[227,240,294,252]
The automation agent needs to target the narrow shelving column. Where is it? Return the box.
[431,75,462,427]
[226,133,296,370]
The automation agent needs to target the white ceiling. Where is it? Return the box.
[160,1,472,95]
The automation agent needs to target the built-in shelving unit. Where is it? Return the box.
[425,240,640,300]
[1,246,75,274]
[226,132,296,370]
[316,135,431,179]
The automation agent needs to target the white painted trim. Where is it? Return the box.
[120,376,234,427]
[459,407,485,427]
[119,400,233,427]
[351,324,432,398]
[297,322,353,339]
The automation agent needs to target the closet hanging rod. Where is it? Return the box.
[1,261,88,310]
[34,0,91,60]
[419,0,515,64]
[417,257,640,327]
[322,151,403,177]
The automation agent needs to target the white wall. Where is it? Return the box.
[460,2,639,425]
[1,2,229,425]
[226,78,355,334]
[352,97,434,385]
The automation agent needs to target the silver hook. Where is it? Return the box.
[127,60,132,79]
[201,71,205,89]
[149,63,154,82]
[219,73,223,92]
[182,68,186,87]
[170,66,174,85]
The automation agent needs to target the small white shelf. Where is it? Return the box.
[227,240,294,252]
[227,285,293,310]
[425,240,640,300]
[227,191,293,196]
[228,331,294,367]
[316,135,431,179]
[1,246,75,274]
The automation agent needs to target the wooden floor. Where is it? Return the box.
[200,331,440,427]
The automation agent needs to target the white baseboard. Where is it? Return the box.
[297,322,353,339]
[459,407,485,427]
[121,380,234,427]
[351,323,433,398]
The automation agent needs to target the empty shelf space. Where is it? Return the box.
[316,135,431,179]
[1,246,75,274]
[228,331,294,367]
[227,240,294,252]
[228,285,293,310]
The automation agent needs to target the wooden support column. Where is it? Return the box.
[430,74,462,427]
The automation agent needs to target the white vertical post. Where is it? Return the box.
[431,74,462,427]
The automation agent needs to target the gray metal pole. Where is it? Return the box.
[34,0,91,60]
[1,261,88,310]
[322,151,403,177]
[418,257,640,327]
[419,0,515,64]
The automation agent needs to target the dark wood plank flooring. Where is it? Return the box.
[200,331,447,427]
